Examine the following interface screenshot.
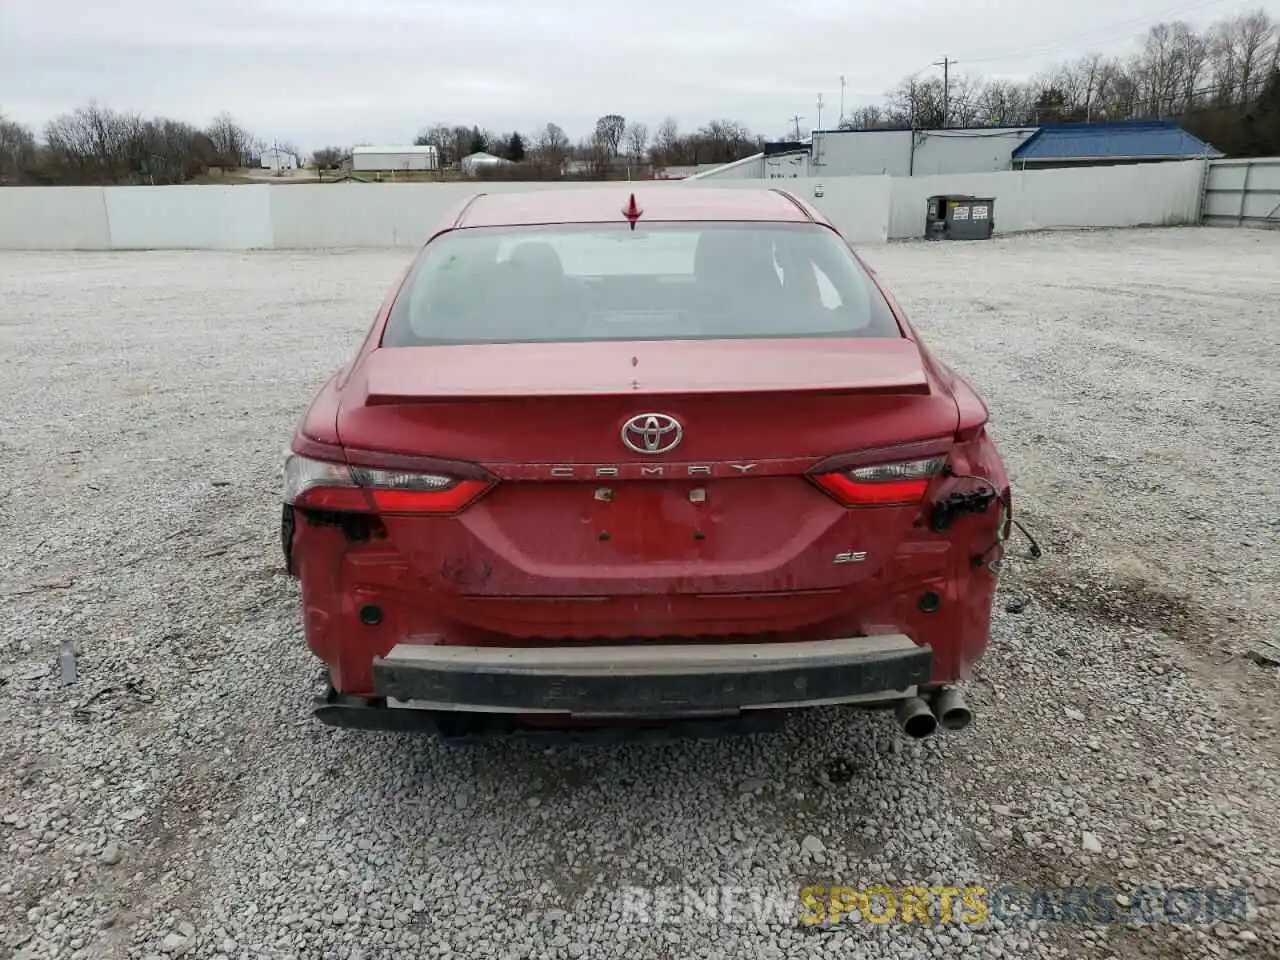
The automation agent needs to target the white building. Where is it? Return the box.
[809,127,1038,177]
[351,145,440,172]
[460,151,512,176]
[691,128,1040,181]
[260,147,298,172]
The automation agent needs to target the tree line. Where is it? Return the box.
[2,8,1277,186]
[400,116,764,179]
[0,105,279,186]
[851,9,1279,156]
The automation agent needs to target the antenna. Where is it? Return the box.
[621,193,643,230]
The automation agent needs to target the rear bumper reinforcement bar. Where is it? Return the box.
[369,634,931,717]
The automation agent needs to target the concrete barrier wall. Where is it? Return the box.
[0,162,1205,251]
[887,161,1206,240]
[104,185,275,249]
[266,180,687,249]
[685,175,892,243]
[0,187,112,249]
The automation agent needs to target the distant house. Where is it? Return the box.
[460,151,512,176]
[260,147,298,172]
[351,145,439,172]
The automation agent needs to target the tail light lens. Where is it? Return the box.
[284,454,492,515]
[811,456,946,507]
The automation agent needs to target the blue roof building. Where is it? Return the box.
[1010,120,1222,168]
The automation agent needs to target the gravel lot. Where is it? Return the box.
[2,226,1279,960]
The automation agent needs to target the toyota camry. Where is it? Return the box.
[282,186,1013,741]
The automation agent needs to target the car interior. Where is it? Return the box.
[386,225,898,345]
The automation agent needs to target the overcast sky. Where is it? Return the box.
[2,0,1276,149]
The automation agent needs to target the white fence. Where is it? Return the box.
[0,161,1206,251]
[1202,157,1280,227]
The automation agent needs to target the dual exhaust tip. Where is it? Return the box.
[895,687,972,739]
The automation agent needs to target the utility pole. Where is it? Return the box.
[839,75,846,126]
[789,114,804,140]
[816,93,824,132]
[933,57,953,127]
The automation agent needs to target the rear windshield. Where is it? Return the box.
[381,221,902,346]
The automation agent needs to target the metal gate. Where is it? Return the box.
[1202,157,1280,227]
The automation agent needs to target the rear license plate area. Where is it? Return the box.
[591,482,710,560]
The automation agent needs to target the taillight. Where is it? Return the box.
[283,453,492,515]
[811,456,946,507]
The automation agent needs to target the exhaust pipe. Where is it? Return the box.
[895,696,938,739]
[931,687,973,731]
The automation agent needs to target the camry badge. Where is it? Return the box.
[621,413,683,455]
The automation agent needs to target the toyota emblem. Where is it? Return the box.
[621,413,683,455]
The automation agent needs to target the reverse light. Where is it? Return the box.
[811,456,946,507]
[283,453,492,515]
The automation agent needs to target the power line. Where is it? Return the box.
[959,0,1240,66]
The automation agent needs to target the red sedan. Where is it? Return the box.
[282,187,1012,741]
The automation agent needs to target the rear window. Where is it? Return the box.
[381,221,903,346]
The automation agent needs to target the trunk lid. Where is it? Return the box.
[337,338,960,627]
[338,338,953,463]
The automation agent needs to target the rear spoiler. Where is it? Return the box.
[360,339,934,404]
[365,380,931,405]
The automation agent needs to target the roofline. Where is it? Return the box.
[452,192,487,227]
[1029,119,1183,131]
[686,152,765,180]
[352,145,439,153]
[1009,126,1046,158]
[768,188,817,222]
[1011,120,1219,160]
[813,124,1035,135]
[1015,153,1223,163]
[448,187,822,229]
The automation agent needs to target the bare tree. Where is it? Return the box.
[575,136,610,177]
[1136,23,1185,118]
[1047,53,1114,121]
[651,117,680,165]
[973,80,1036,126]
[41,103,214,184]
[839,105,884,130]
[1093,57,1141,120]
[694,120,759,163]
[0,114,36,181]
[593,114,626,158]
[1209,10,1277,102]
[206,112,259,167]
[134,118,217,183]
[413,122,450,153]
[533,122,570,169]
[312,146,349,170]
[886,76,946,129]
[44,103,147,183]
[1170,22,1210,112]
[945,75,984,127]
[624,121,648,159]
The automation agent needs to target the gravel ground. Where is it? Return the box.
[2,226,1278,960]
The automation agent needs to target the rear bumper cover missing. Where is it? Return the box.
[369,634,931,717]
